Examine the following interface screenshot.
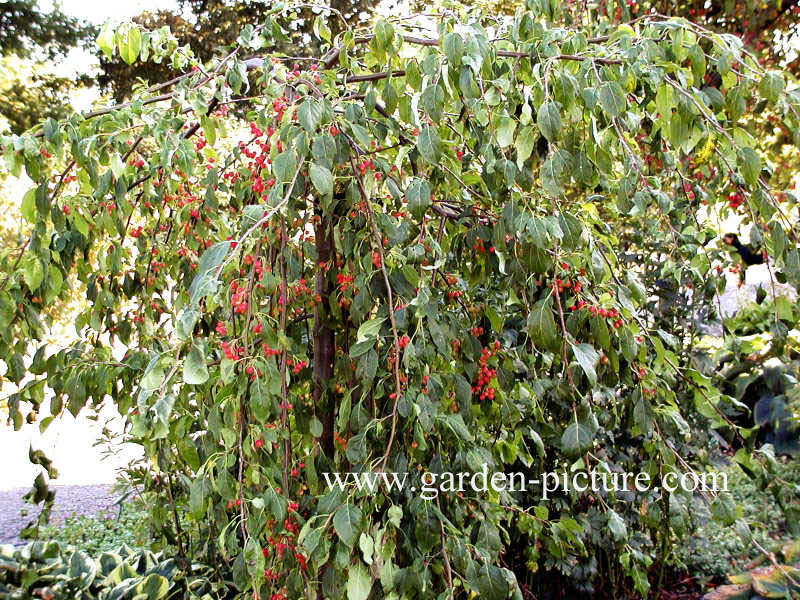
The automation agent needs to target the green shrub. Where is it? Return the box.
[36,502,150,556]
[0,541,224,600]
[675,461,800,581]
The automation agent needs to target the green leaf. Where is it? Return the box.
[357,317,384,343]
[310,163,333,197]
[346,561,372,600]
[334,503,362,547]
[356,349,378,385]
[738,147,761,186]
[442,32,464,66]
[96,23,115,58]
[188,241,227,304]
[467,563,511,600]
[21,188,36,223]
[561,422,593,455]
[22,255,43,291]
[183,344,209,385]
[374,19,394,50]
[598,81,626,118]
[406,177,432,220]
[417,125,442,164]
[758,72,784,103]
[421,85,445,123]
[527,297,558,350]
[135,573,169,599]
[515,126,535,168]
[495,116,516,148]
[537,101,562,142]
[118,25,141,65]
[359,532,374,565]
[571,343,599,386]
[313,15,331,43]
[68,550,97,589]
[299,99,323,133]
[607,510,628,542]
[273,151,297,183]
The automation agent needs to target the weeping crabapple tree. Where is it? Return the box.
[2,1,800,598]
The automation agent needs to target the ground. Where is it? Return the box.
[0,484,116,546]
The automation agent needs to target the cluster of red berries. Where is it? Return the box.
[286,358,307,375]
[357,157,376,175]
[220,341,244,360]
[578,304,624,329]
[473,341,501,401]
[245,365,263,381]
[272,96,289,119]
[725,191,746,213]
[398,335,411,349]
[285,62,322,85]
[336,273,354,293]
[230,280,249,314]
[98,201,117,214]
[553,277,583,295]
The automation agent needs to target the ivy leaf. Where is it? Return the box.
[561,422,593,455]
[346,561,372,600]
[310,163,333,197]
[183,344,209,385]
[537,101,562,142]
[334,503,363,547]
[406,177,432,220]
[417,125,442,164]
[598,81,627,118]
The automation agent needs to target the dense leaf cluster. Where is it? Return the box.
[1,2,800,598]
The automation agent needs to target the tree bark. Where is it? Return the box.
[313,215,336,457]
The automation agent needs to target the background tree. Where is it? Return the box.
[98,0,383,101]
[0,0,96,135]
